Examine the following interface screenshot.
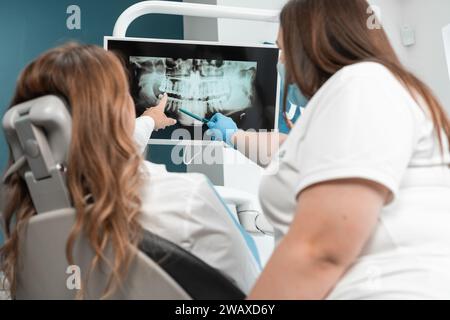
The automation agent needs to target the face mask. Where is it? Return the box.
[277,62,308,111]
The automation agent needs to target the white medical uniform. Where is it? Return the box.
[133,117,261,294]
[259,62,450,299]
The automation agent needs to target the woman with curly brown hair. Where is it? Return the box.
[0,43,260,298]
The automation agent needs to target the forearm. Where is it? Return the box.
[232,131,288,167]
[248,236,349,300]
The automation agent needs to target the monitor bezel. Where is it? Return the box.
[104,36,281,146]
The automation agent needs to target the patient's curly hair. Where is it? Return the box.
[0,43,143,299]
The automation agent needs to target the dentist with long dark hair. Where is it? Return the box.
[209,0,450,299]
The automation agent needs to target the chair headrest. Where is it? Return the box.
[2,95,73,213]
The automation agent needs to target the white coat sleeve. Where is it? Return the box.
[134,116,155,154]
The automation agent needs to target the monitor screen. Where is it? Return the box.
[105,37,280,143]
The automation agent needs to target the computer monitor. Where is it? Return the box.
[105,37,280,144]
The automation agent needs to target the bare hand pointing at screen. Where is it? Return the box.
[142,93,177,131]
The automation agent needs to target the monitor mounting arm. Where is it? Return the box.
[113,1,279,38]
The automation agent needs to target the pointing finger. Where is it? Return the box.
[157,93,168,110]
[166,117,177,126]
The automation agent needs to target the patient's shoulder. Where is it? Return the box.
[140,161,210,197]
[141,161,207,181]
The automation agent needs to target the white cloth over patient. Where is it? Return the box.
[133,117,261,293]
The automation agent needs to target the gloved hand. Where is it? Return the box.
[207,113,238,145]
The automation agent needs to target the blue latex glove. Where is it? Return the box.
[207,113,238,145]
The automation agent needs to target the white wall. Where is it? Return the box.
[183,0,450,112]
[369,0,408,61]
[183,0,219,41]
[443,24,450,82]
[401,0,450,112]
[216,0,286,44]
[370,0,450,112]
[183,0,283,44]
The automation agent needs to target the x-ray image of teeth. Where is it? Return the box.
[130,56,257,126]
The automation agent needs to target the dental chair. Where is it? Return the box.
[2,95,245,300]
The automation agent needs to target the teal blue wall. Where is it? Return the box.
[0,0,184,244]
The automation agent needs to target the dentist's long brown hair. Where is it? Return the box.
[281,0,450,152]
[0,43,143,298]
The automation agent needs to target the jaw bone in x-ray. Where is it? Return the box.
[130,56,257,126]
